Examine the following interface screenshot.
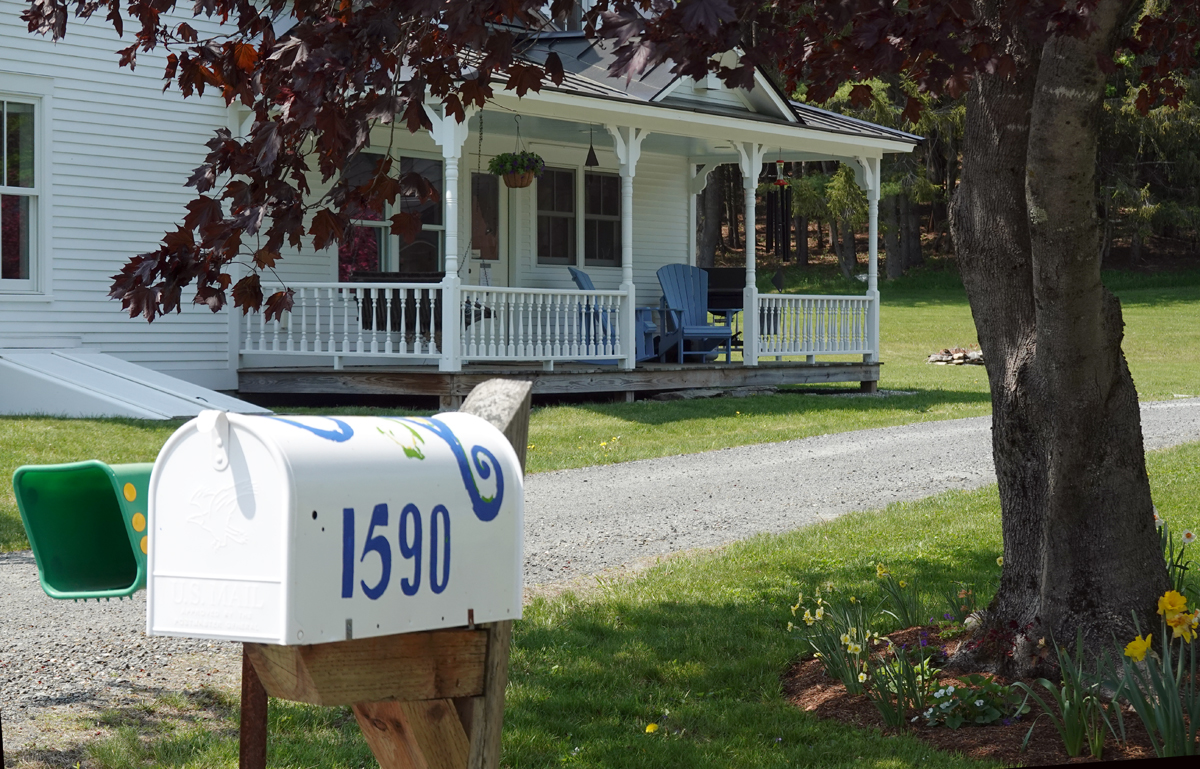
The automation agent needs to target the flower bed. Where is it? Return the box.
[782,625,1160,765]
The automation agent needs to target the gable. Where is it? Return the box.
[652,54,796,124]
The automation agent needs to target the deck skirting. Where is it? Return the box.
[238,360,880,407]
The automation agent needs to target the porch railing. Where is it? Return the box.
[756,294,874,357]
[242,283,444,360]
[460,286,626,362]
[238,282,875,367]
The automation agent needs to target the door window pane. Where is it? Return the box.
[471,173,500,261]
[537,168,575,264]
[5,102,35,188]
[1,195,31,280]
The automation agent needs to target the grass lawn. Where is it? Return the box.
[2,263,1197,549]
[67,440,1200,768]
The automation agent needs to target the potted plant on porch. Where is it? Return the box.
[488,151,545,189]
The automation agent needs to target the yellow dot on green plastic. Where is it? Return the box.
[123,483,137,502]
[140,536,148,554]
[131,513,146,532]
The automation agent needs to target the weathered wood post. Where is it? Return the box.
[227,378,530,768]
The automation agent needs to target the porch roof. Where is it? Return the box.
[486,33,921,155]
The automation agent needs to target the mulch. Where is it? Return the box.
[781,626,1160,767]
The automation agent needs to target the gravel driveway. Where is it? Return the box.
[3,398,1199,755]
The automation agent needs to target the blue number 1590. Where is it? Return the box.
[341,503,451,600]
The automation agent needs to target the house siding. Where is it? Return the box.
[0,3,237,389]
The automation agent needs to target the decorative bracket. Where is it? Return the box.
[734,142,767,189]
[604,125,649,177]
[425,103,474,160]
[689,163,717,195]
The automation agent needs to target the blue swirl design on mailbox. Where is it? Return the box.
[269,417,355,442]
[393,417,504,522]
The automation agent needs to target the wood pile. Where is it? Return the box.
[926,347,984,365]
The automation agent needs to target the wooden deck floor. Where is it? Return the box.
[239,360,879,408]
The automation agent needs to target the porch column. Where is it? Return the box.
[736,142,766,367]
[857,156,881,366]
[606,125,649,370]
[426,104,472,373]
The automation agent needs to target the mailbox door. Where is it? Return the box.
[147,420,291,643]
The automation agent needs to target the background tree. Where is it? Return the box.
[22,0,1200,673]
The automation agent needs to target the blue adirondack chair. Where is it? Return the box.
[567,267,659,362]
[656,264,733,363]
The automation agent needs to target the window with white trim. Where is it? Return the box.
[584,171,620,267]
[338,152,444,280]
[1,98,37,291]
[536,167,576,265]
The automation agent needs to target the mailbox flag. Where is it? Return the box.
[12,461,152,600]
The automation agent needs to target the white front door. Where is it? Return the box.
[468,172,509,286]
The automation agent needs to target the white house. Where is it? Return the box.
[0,3,918,414]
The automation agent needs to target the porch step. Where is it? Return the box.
[0,349,271,420]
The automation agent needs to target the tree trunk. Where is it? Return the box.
[795,214,809,265]
[828,218,841,266]
[836,218,857,280]
[899,193,923,269]
[883,195,903,279]
[950,0,1165,676]
[697,166,722,269]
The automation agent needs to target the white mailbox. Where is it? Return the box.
[146,411,523,645]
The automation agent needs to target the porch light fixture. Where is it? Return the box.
[585,125,600,167]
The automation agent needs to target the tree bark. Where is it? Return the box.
[795,214,809,265]
[950,0,1165,675]
[697,165,722,269]
[883,195,903,279]
[836,218,857,280]
[899,193,923,269]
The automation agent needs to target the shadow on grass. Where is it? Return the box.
[558,388,992,428]
[502,543,1005,768]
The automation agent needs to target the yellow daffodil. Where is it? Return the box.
[787,622,795,632]
[645,723,659,733]
[802,609,815,626]
[849,596,857,604]
[848,642,862,654]
[1124,633,1153,661]
[815,606,825,620]
[876,563,889,579]
[1167,610,1198,643]
[899,580,908,588]
[840,632,851,645]
[996,556,1004,567]
[1158,590,1189,620]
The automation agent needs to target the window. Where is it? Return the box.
[1,98,37,291]
[536,167,575,265]
[337,152,444,281]
[584,171,620,267]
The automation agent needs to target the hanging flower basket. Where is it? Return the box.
[503,171,536,189]
[489,151,545,188]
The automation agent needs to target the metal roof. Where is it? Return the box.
[504,33,920,147]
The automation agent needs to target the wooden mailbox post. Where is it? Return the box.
[147,379,531,769]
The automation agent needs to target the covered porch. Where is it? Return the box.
[235,45,916,398]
